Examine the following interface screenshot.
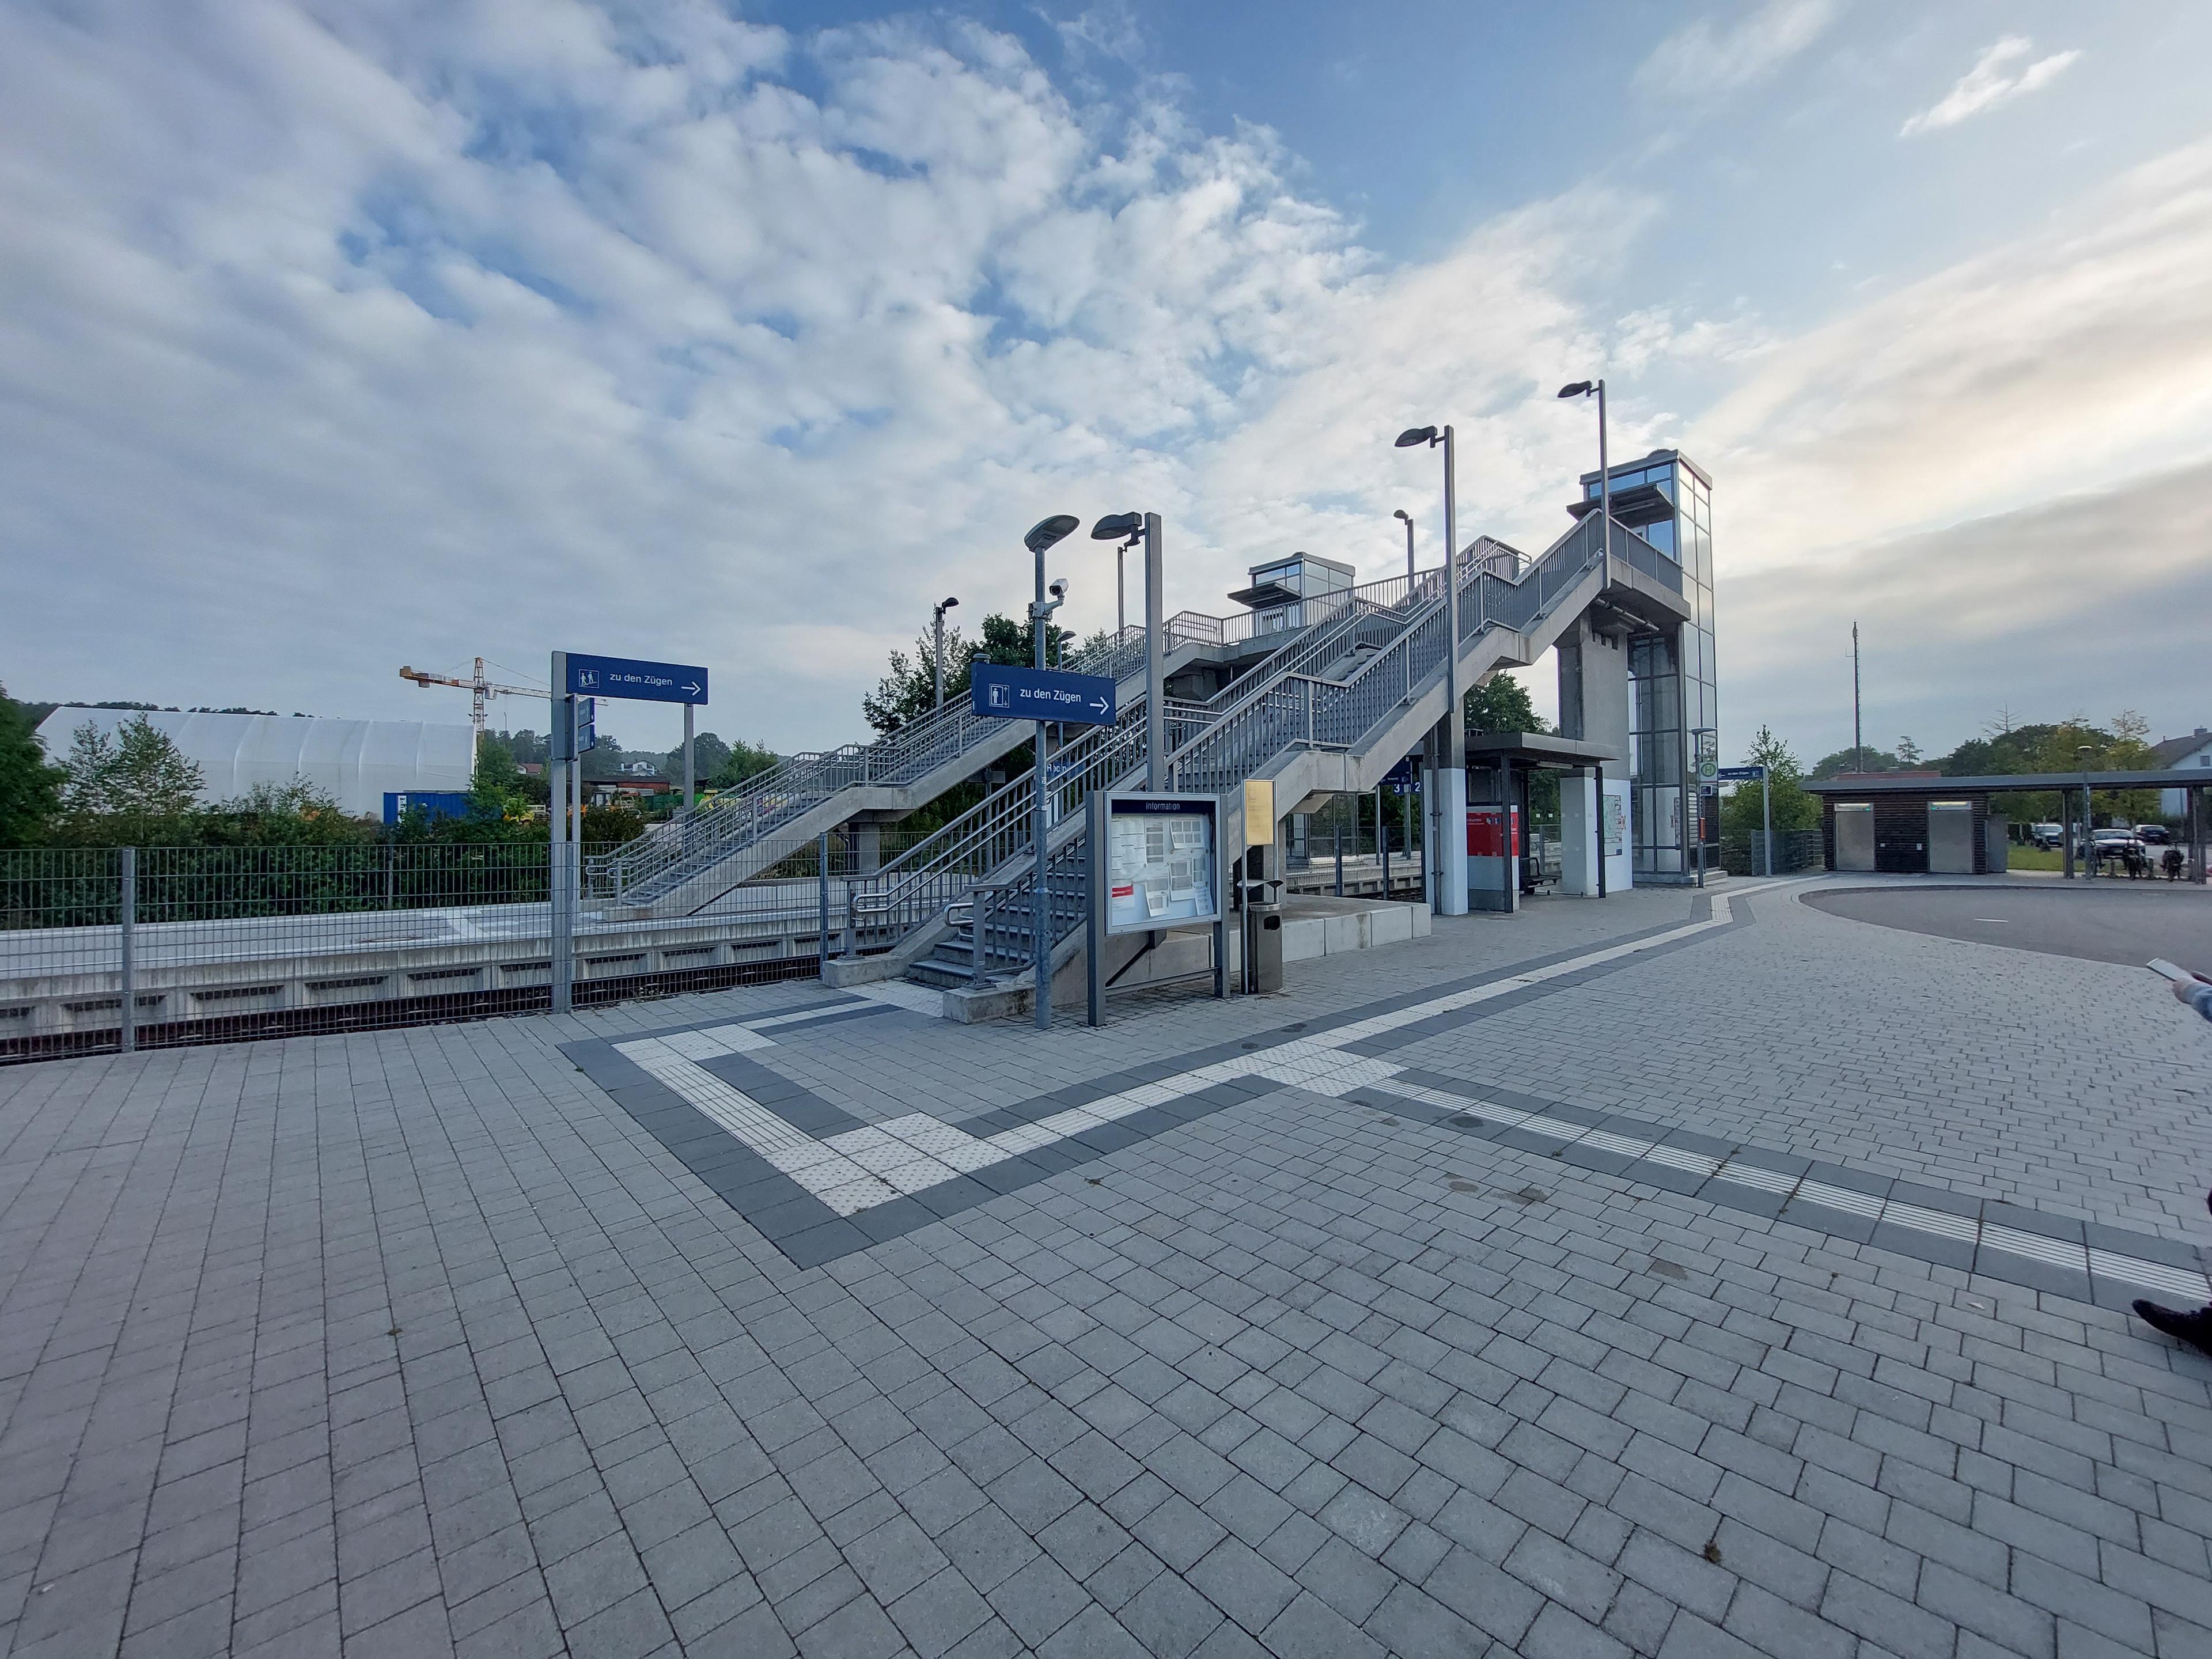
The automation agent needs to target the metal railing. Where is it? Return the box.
[593,554,1499,910]
[1166,513,1636,793]
[842,519,1662,975]
[0,835,918,1062]
[846,706,1148,948]
[594,623,1152,904]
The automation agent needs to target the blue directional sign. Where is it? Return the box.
[565,653,709,705]
[1715,764,1767,782]
[971,664,1117,726]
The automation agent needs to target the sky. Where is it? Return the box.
[3,0,2210,767]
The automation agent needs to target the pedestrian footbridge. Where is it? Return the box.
[600,506,1688,1016]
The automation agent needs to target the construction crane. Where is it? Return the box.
[399,658,543,745]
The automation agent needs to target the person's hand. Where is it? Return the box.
[2177,972,2212,1007]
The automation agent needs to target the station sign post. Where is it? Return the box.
[550,650,713,1014]
[971,664,1119,1029]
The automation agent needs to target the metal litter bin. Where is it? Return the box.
[1238,844,1285,994]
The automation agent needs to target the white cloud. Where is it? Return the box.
[1696,139,2212,757]
[1723,459,2212,763]
[1690,138,2212,576]
[1636,0,1840,99]
[1900,36,2080,138]
[0,0,2200,781]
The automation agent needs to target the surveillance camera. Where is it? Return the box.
[1049,578,1068,600]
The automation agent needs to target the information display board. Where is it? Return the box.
[1103,793,1221,934]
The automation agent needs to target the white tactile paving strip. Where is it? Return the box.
[569,891,2212,1305]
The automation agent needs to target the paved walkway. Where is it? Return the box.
[2,878,2210,1659]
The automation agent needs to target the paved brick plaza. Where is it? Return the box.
[3,878,2211,1659]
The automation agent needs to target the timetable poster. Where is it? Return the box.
[1106,797,1218,932]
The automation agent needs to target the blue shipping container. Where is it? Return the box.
[382,791,476,825]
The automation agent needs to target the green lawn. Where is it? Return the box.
[2006,844,2062,871]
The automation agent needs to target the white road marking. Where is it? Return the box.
[608,895,2212,1305]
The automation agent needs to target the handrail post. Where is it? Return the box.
[118,846,137,1054]
[817,831,831,978]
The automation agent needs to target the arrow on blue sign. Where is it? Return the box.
[970,664,1117,726]
[565,652,709,705]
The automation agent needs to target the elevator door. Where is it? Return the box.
[1928,801,1975,874]
[1834,804,1875,871]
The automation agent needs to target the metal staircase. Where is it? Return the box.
[849,512,1685,1006]
[588,626,1155,917]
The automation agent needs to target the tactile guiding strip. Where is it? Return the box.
[565,894,2211,1304]
[1348,1072,2210,1313]
[567,898,1759,1263]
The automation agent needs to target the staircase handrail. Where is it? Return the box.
[1164,513,1642,789]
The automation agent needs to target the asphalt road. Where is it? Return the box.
[1805,881,2212,973]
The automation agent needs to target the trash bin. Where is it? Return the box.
[1238,844,1285,994]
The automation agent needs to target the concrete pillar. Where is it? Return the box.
[853,824,881,874]
[1560,769,1598,897]
[1438,763,1469,915]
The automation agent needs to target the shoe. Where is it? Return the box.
[2133,1300,2212,1357]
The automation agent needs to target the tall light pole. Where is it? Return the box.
[1852,622,1864,774]
[931,596,959,710]
[1092,512,1165,789]
[1393,508,1415,589]
[1557,380,1609,567]
[1395,425,1465,916]
[1025,516,1079,1029]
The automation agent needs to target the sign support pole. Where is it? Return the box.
[118,846,136,1054]
[548,652,574,1016]
[682,703,695,819]
[1762,771,1772,877]
[1144,513,1165,790]
[1086,791,1104,1028]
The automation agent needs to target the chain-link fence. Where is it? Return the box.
[1,832,917,1063]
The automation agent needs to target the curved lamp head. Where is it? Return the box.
[1392,509,1412,525]
[1090,511,1143,542]
[1394,426,1438,448]
[940,596,959,610]
[1025,514,1080,554]
[1557,381,1594,399]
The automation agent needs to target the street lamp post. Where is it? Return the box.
[1025,516,1080,1029]
[1395,425,1466,916]
[1557,380,1610,567]
[1393,508,1415,589]
[931,596,959,710]
[1091,513,1165,789]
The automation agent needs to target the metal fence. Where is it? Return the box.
[1717,830,1824,876]
[0,833,915,1063]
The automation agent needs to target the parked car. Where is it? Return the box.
[2029,822,2063,850]
[2090,828,2146,866]
[2135,823,2172,845]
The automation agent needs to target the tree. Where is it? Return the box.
[202,781,370,846]
[710,740,779,789]
[0,684,63,847]
[470,733,547,817]
[1895,735,1922,766]
[1464,674,1544,735]
[1810,745,1901,779]
[62,715,205,839]
[1721,724,1819,847]
[862,611,1069,735]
